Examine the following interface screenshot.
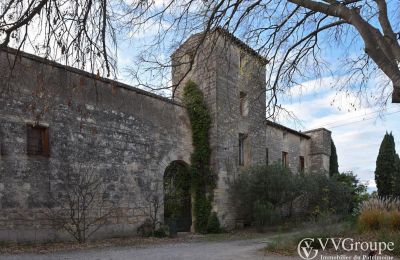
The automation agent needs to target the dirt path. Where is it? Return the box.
[0,236,299,260]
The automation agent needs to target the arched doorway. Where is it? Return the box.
[164,161,192,232]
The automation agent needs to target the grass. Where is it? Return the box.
[264,218,357,256]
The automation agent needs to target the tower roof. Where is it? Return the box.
[172,27,268,65]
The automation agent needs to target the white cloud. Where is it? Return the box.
[281,75,400,186]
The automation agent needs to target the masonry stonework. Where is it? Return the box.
[0,28,331,242]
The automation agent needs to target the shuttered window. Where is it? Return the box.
[27,125,49,156]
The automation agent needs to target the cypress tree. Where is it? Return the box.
[375,132,397,197]
[394,154,400,197]
[329,139,339,177]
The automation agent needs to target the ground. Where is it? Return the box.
[0,231,300,260]
[0,238,294,260]
[0,227,398,260]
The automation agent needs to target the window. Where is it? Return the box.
[27,124,49,156]
[283,131,287,141]
[282,151,288,167]
[266,148,269,165]
[239,92,249,117]
[299,156,305,173]
[239,133,246,166]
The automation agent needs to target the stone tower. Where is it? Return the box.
[171,28,268,227]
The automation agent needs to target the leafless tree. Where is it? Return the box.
[136,179,164,235]
[1,0,399,114]
[47,163,117,243]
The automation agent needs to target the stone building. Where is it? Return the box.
[0,28,331,242]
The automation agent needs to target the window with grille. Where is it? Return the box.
[27,125,49,156]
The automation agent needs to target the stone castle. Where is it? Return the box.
[0,28,331,242]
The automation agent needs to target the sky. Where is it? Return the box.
[279,77,400,192]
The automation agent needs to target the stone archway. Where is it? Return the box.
[164,160,192,232]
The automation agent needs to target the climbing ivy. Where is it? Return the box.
[182,80,217,233]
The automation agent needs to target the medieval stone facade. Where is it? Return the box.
[0,28,330,242]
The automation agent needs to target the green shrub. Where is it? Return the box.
[253,201,279,230]
[182,80,216,233]
[153,225,169,238]
[206,212,221,233]
[231,164,355,226]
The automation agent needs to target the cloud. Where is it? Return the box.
[281,75,400,185]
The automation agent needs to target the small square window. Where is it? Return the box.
[27,124,49,156]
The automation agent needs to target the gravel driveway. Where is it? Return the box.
[0,238,298,260]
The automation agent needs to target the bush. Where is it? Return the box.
[253,201,279,230]
[153,225,169,238]
[206,212,221,233]
[358,197,400,232]
[231,164,356,228]
[358,209,386,231]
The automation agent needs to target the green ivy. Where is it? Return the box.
[182,80,216,233]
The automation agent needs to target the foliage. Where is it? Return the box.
[329,139,339,177]
[231,164,356,227]
[358,197,400,232]
[394,154,400,197]
[375,132,398,197]
[137,219,168,237]
[231,164,301,224]
[333,171,368,213]
[206,212,221,234]
[302,173,353,217]
[253,201,279,231]
[47,164,116,243]
[182,80,216,233]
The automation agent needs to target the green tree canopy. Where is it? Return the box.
[375,132,397,197]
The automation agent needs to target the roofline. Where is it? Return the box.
[304,128,332,133]
[172,27,268,65]
[0,47,183,107]
[266,120,311,139]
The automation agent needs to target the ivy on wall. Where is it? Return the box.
[182,80,218,233]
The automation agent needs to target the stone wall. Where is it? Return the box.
[171,30,332,229]
[0,48,192,242]
[265,124,310,173]
[305,128,332,174]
